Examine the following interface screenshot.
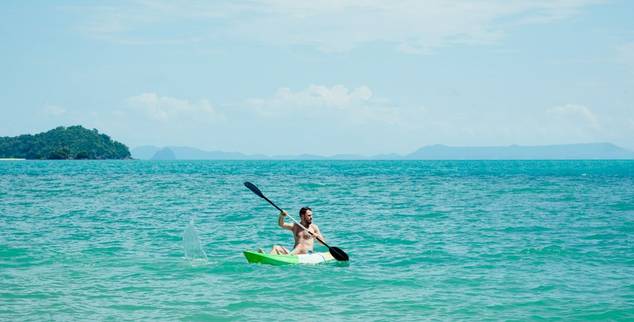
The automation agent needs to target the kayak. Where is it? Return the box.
[243,251,335,265]
[243,250,335,266]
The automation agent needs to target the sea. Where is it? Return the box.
[1,160,633,321]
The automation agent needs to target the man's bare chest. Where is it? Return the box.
[294,226,315,240]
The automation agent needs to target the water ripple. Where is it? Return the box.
[1,160,633,320]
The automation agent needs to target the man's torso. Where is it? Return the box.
[291,224,318,254]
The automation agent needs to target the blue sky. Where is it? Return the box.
[1,0,633,155]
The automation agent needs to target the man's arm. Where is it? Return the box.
[278,211,294,231]
[312,224,325,245]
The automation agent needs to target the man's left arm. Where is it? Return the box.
[313,224,326,245]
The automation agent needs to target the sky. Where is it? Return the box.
[1,0,633,155]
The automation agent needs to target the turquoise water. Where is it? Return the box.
[1,160,633,320]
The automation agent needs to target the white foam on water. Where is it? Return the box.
[182,218,208,266]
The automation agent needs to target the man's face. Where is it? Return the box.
[301,210,313,225]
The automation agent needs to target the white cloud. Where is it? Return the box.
[255,0,604,53]
[127,93,223,123]
[247,85,399,124]
[69,0,602,53]
[547,104,600,129]
[250,85,371,108]
[42,105,67,116]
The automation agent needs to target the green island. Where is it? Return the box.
[0,125,131,160]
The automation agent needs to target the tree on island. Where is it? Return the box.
[0,125,131,160]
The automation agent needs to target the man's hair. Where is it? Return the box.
[299,207,312,216]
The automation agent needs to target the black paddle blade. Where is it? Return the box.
[329,246,349,261]
[244,182,264,198]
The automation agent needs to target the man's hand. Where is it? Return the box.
[278,210,293,230]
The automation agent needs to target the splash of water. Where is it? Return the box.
[182,218,208,265]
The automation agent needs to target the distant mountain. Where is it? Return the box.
[132,146,264,160]
[370,153,403,160]
[407,143,634,160]
[168,146,266,160]
[270,154,330,160]
[151,147,176,160]
[131,145,161,160]
[0,126,130,160]
[131,143,634,160]
[330,154,370,160]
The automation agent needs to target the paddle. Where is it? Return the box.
[243,181,349,261]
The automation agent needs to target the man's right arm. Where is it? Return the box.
[278,211,294,231]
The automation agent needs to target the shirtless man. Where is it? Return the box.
[268,207,325,255]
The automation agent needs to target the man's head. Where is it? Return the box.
[299,207,313,225]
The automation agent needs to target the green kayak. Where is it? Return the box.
[243,251,335,266]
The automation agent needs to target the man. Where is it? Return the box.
[267,207,325,255]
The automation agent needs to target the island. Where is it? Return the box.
[0,126,131,160]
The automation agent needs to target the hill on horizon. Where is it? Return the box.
[406,143,634,160]
[131,143,634,160]
[0,126,131,160]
